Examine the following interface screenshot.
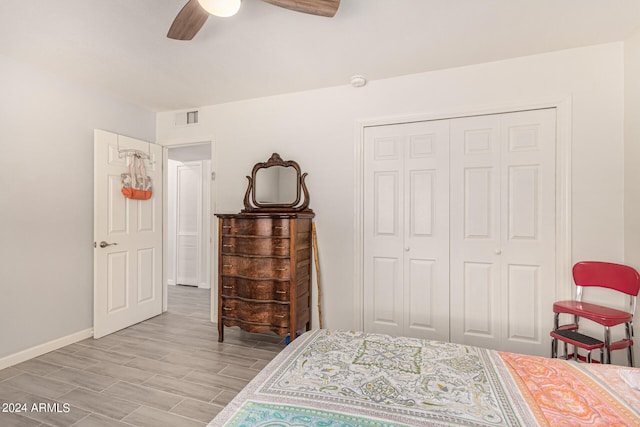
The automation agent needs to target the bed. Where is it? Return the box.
[208,329,640,426]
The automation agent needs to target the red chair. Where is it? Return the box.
[550,261,640,366]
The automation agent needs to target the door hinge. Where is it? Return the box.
[211,172,216,180]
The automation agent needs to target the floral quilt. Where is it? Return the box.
[209,329,640,426]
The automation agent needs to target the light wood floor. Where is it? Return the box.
[0,285,286,426]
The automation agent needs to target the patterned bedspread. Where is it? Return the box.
[208,329,640,426]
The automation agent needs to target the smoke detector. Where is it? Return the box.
[350,74,367,88]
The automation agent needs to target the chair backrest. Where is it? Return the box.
[573,261,640,298]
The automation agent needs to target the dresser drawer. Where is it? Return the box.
[221,298,289,327]
[220,277,290,301]
[222,255,290,279]
[221,236,290,256]
[221,218,290,237]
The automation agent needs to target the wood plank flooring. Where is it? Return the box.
[0,285,286,426]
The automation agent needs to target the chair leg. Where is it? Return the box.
[551,312,559,358]
[604,326,612,364]
[626,322,634,367]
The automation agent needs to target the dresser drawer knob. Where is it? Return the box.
[274,314,286,318]
[275,268,287,271]
[222,225,232,229]
[275,290,287,294]
[223,285,233,289]
[223,307,233,311]
[274,226,287,230]
[275,245,285,249]
[223,264,233,268]
[223,244,234,248]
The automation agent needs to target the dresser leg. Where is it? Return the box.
[218,323,224,342]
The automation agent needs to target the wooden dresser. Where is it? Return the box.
[215,212,314,342]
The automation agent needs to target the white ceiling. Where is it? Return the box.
[1,0,640,112]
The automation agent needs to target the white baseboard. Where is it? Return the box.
[198,282,210,289]
[168,280,176,286]
[0,328,93,371]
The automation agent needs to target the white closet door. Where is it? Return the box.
[364,120,450,340]
[450,114,502,349]
[176,162,202,286]
[500,109,556,355]
[450,109,556,355]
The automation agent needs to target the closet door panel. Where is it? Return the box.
[501,109,556,355]
[371,256,402,328]
[409,170,434,236]
[364,130,404,336]
[507,264,539,341]
[406,258,435,331]
[464,167,495,238]
[451,109,556,355]
[405,169,438,335]
[462,261,496,338]
[450,114,502,350]
[403,121,449,340]
[508,166,538,239]
[374,171,400,235]
[364,120,449,340]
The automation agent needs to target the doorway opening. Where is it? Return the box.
[165,142,214,318]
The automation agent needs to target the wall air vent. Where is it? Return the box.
[174,110,199,126]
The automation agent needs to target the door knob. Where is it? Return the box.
[99,241,118,248]
[494,248,502,255]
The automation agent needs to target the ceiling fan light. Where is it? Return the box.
[198,0,241,17]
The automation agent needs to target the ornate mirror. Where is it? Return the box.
[242,153,312,213]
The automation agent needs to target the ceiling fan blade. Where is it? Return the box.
[260,0,340,17]
[167,0,209,40]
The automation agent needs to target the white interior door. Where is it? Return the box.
[176,161,202,286]
[450,109,556,355]
[363,120,450,340]
[93,129,163,338]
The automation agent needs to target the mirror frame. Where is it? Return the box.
[242,153,312,213]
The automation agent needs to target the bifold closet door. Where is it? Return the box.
[363,120,450,340]
[449,108,556,356]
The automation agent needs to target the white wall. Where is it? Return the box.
[158,43,626,334]
[624,30,640,365]
[0,53,155,361]
[625,30,640,270]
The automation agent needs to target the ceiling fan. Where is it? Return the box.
[167,0,341,40]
